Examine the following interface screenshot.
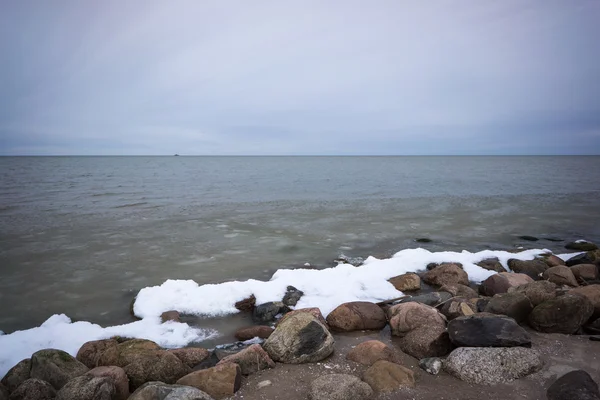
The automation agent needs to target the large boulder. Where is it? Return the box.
[87,366,129,400]
[508,280,557,306]
[217,344,274,375]
[363,360,415,392]
[176,363,241,400]
[168,348,210,368]
[7,378,56,400]
[252,302,288,323]
[309,374,373,400]
[447,314,531,347]
[542,266,579,287]
[571,285,600,319]
[484,292,533,322]
[444,347,543,385]
[346,340,395,366]
[565,241,598,251]
[571,264,600,284]
[30,349,89,390]
[234,326,274,341]
[439,298,475,320]
[77,339,119,369]
[55,375,115,400]
[507,259,549,280]
[97,339,161,367]
[547,370,600,400]
[387,273,421,291]
[122,352,191,391]
[480,272,534,296]
[276,308,327,327]
[263,312,334,363]
[528,293,594,334]
[423,263,469,286]
[129,382,214,400]
[326,302,386,332]
[1,359,30,392]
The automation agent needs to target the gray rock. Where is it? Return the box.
[547,370,600,400]
[444,347,543,385]
[447,314,531,347]
[30,349,89,390]
[282,286,304,307]
[0,383,8,400]
[8,378,56,400]
[129,381,214,400]
[508,280,557,306]
[419,357,442,375]
[309,374,373,400]
[55,375,115,400]
[566,252,596,267]
[529,293,594,334]
[252,302,288,323]
[1,359,31,393]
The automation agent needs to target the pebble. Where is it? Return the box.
[257,380,272,389]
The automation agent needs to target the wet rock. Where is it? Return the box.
[30,349,89,390]
[529,293,594,334]
[252,302,289,323]
[476,258,507,273]
[439,298,475,320]
[571,284,600,319]
[8,378,56,400]
[444,347,543,385]
[447,314,531,347]
[168,348,210,368]
[547,370,600,400]
[129,382,214,400]
[234,295,256,312]
[484,292,533,322]
[264,312,334,363]
[217,344,274,375]
[540,254,566,267]
[76,339,119,369]
[423,263,469,286]
[508,280,557,306]
[571,264,600,283]
[309,373,373,400]
[415,237,432,243]
[87,366,129,400]
[326,301,386,332]
[542,266,579,287]
[335,255,364,266]
[566,241,598,252]
[282,286,304,307]
[1,359,30,392]
[439,283,478,298]
[388,273,421,292]
[160,310,181,323]
[176,363,241,400]
[519,235,539,241]
[346,340,395,366]
[234,326,274,341]
[419,357,442,375]
[55,375,115,400]
[363,360,415,392]
[480,272,533,296]
[566,252,596,267]
[123,352,191,391]
[398,291,452,307]
[508,259,549,280]
[277,308,327,327]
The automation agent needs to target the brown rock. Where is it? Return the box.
[87,366,129,400]
[477,258,507,273]
[122,351,191,391]
[397,326,453,359]
[570,264,599,284]
[1,359,30,392]
[439,284,478,298]
[570,284,600,319]
[440,298,475,320]
[346,340,395,366]
[97,339,161,367]
[541,254,566,267]
[363,360,415,392]
[160,310,181,323]
[480,272,534,296]
[542,266,579,287]
[234,326,274,341]
[168,348,210,368]
[388,273,421,292]
[235,295,256,312]
[326,301,386,332]
[508,259,549,280]
[30,349,89,390]
[176,363,242,400]
[217,344,274,375]
[508,280,557,306]
[529,293,594,334]
[423,263,469,286]
[484,292,533,322]
[7,378,56,400]
[277,307,327,327]
[76,339,119,369]
[387,302,447,336]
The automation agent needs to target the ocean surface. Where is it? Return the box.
[1,156,600,336]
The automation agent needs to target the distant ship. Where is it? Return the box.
[174,154,180,156]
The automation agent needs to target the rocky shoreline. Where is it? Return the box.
[2,241,600,400]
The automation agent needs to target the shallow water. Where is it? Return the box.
[1,156,600,333]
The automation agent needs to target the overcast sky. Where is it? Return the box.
[1,1,599,155]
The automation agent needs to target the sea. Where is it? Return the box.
[1,156,600,338]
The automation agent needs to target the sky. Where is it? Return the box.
[0,1,599,155]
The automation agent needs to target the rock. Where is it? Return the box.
[128,382,214,400]
[168,348,210,368]
[419,357,442,375]
[444,347,543,385]
[571,264,600,283]
[160,310,181,323]
[439,298,475,320]
[447,314,531,347]
[399,326,453,359]
[387,273,421,291]
[508,259,549,280]
[415,237,432,243]
[326,301,386,332]
[123,351,191,391]
[76,339,119,369]
[1,359,31,392]
[571,284,600,319]
[264,312,334,363]
[234,295,255,312]
[398,291,452,307]
[423,263,469,286]
[309,374,373,400]
[97,339,161,367]
[480,272,534,296]
[252,302,288,323]
[566,241,598,251]
[176,363,241,400]
[508,280,557,306]
[585,317,600,334]
[529,293,594,334]
[363,360,415,392]
[346,340,395,366]
[0,384,7,400]
[540,254,566,267]
[566,252,597,267]
[466,297,489,312]
[335,255,364,266]
[217,344,274,375]
[213,342,251,361]
[234,326,274,341]
[519,235,539,241]
[7,378,56,400]
[30,349,89,390]
[439,283,478,298]
[87,366,129,400]
[276,308,327,327]
[55,375,115,400]
[194,352,220,371]
[477,258,507,273]
[542,266,579,287]
[282,286,304,307]
[484,292,533,322]
[256,380,272,389]
[547,370,600,400]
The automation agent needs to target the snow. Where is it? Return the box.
[556,252,584,261]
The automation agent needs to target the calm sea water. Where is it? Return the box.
[1,156,600,334]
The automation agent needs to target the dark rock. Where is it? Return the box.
[480,272,533,296]
[415,238,432,243]
[55,375,115,400]
[30,349,89,390]
[484,292,533,322]
[585,317,600,334]
[571,284,600,319]
[419,357,442,375]
[234,295,256,312]
[176,363,241,400]
[447,314,531,347]
[1,359,31,392]
[440,298,476,320]
[388,273,421,292]
[213,342,252,361]
[519,235,539,241]
[398,291,452,307]
[217,344,274,375]
[508,259,549,280]
[545,237,564,242]
[194,351,220,371]
[8,378,56,400]
[0,384,7,400]
[529,293,594,334]
[566,252,596,267]
[540,254,566,267]
[566,241,598,251]
[542,266,579,287]
[508,280,557,306]
[309,374,373,400]
[282,286,304,307]
[476,258,507,273]
[234,326,274,341]
[326,301,386,332]
[439,283,478,298]
[87,366,129,400]
[168,348,210,368]
[346,340,395,366]
[252,302,288,323]
[571,264,600,283]
[160,310,181,323]
[423,263,469,286]
[363,360,415,392]
[547,370,600,400]
[129,382,214,400]
[335,255,364,266]
[76,339,119,369]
